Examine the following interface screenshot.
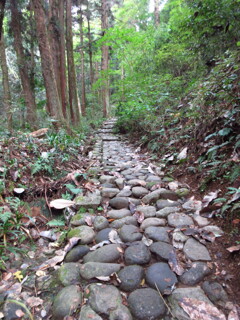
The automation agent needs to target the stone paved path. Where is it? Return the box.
[4,119,235,320]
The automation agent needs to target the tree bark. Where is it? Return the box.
[101,0,110,118]
[59,0,68,118]
[154,0,160,26]
[0,0,6,39]
[10,0,37,128]
[86,0,94,87]
[66,0,81,124]
[0,32,12,131]
[31,0,64,123]
[78,4,86,116]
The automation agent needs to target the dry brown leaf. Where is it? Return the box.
[142,235,153,247]
[179,298,226,320]
[168,251,185,276]
[108,230,123,244]
[64,237,81,253]
[37,251,65,270]
[49,199,75,209]
[85,216,93,226]
[26,296,44,307]
[226,244,240,253]
[84,182,97,192]
[133,211,145,223]
[228,306,240,320]
[203,191,220,208]
[15,309,25,317]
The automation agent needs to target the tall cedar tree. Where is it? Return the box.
[10,0,37,128]
[78,2,86,116]
[66,0,81,123]
[101,0,110,117]
[31,0,64,123]
[0,0,12,131]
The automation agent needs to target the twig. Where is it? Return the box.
[154,283,177,319]
[45,185,52,218]
[6,299,34,320]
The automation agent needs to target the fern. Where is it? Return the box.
[0,211,12,224]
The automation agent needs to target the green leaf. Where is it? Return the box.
[218,128,232,136]
[47,219,65,227]
[65,184,82,195]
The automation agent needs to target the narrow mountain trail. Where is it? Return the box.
[2,119,239,320]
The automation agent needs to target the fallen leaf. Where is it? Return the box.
[129,200,137,214]
[117,246,124,253]
[49,199,75,209]
[39,230,57,241]
[96,276,110,281]
[26,296,43,307]
[147,165,155,174]
[37,251,65,270]
[13,271,24,282]
[203,191,220,208]
[90,241,110,251]
[168,251,184,276]
[84,181,97,192]
[183,197,202,213]
[108,230,123,244]
[85,216,93,226]
[228,305,240,320]
[133,211,145,223]
[142,235,153,247]
[0,312,4,318]
[36,270,46,277]
[177,147,188,160]
[232,219,240,225]
[226,244,240,253]
[64,237,81,253]
[15,309,25,317]
[168,181,178,191]
[179,297,226,320]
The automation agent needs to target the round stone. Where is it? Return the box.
[58,263,81,286]
[94,216,109,231]
[109,305,133,320]
[79,305,103,320]
[83,244,122,263]
[144,226,170,242]
[150,241,174,261]
[128,288,166,320]
[140,217,166,230]
[179,262,211,285]
[202,281,229,306]
[88,284,122,315]
[80,262,121,280]
[109,197,129,209]
[131,187,149,198]
[53,285,82,320]
[107,209,131,219]
[156,206,180,218]
[95,228,113,243]
[146,262,178,295]
[118,265,144,292]
[168,212,194,227]
[124,241,151,265]
[119,225,142,243]
[136,205,156,218]
[101,188,120,198]
[67,226,95,244]
[156,199,180,210]
[183,238,211,261]
[64,245,90,262]
[110,216,138,229]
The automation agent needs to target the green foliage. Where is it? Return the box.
[47,219,65,227]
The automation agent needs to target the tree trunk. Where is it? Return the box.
[78,4,86,116]
[0,0,6,39]
[86,0,94,87]
[31,0,64,123]
[154,0,160,26]
[59,0,68,118]
[66,0,81,124]
[0,32,12,131]
[10,0,37,128]
[101,0,110,118]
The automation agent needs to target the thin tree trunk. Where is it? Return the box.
[0,0,6,39]
[66,0,81,124]
[101,0,110,118]
[10,0,37,128]
[31,0,64,123]
[78,5,86,116]
[154,0,160,26]
[86,0,94,86]
[0,32,12,131]
[59,0,67,118]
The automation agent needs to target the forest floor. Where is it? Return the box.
[0,119,240,319]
